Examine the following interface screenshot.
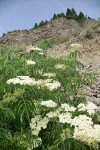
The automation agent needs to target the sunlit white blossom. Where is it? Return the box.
[71,115,93,129]
[42,73,56,78]
[55,64,66,70]
[73,123,100,149]
[45,80,61,91]
[94,125,100,142]
[61,103,76,112]
[7,76,61,91]
[41,100,57,108]
[38,52,44,55]
[70,43,82,48]
[26,60,36,65]
[59,112,72,124]
[7,76,37,85]
[46,108,62,118]
[30,115,49,136]
[26,45,42,53]
[7,78,21,84]
[78,101,98,115]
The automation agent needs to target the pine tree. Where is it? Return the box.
[44,20,48,25]
[39,20,45,27]
[66,8,72,19]
[60,12,65,17]
[78,11,85,21]
[71,8,78,20]
[56,13,61,18]
[34,23,38,29]
[53,14,57,19]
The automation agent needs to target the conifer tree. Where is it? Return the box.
[39,20,45,27]
[71,8,78,20]
[53,14,57,19]
[78,11,85,21]
[44,20,48,25]
[34,23,38,29]
[60,12,65,17]
[66,8,72,19]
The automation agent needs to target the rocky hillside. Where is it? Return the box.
[0,17,100,50]
[0,17,81,46]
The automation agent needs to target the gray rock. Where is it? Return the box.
[97,94,100,98]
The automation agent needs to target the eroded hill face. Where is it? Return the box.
[0,17,100,52]
[0,18,81,46]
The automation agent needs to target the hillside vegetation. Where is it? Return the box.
[0,8,100,150]
[0,46,100,150]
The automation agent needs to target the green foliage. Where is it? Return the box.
[52,12,65,20]
[66,8,86,21]
[77,12,86,22]
[39,20,45,27]
[34,23,38,29]
[32,20,48,30]
[36,39,53,50]
[0,48,99,150]
[53,13,57,19]
[71,8,78,20]
[82,71,99,85]
[36,36,69,50]
[66,8,73,19]
[31,8,87,30]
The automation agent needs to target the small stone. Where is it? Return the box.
[86,86,92,92]
[88,92,93,96]
[95,89,100,94]
[91,84,96,89]
[92,98,100,106]
[69,96,74,101]
[97,94,100,98]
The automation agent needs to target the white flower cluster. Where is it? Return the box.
[41,100,57,108]
[72,115,100,148]
[7,76,37,85]
[58,102,99,148]
[30,101,99,148]
[44,80,61,91]
[61,103,76,112]
[42,73,56,78]
[59,112,72,124]
[30,115,49,136]
[78,101,98,115]
[35,79,61,91]
[70,43,82,48]
[7,76,61,91]
[46,108,61,118]
[26,46,42,53]
[26,60,36,65]
[55,64,66,70]
[38,52,44,55]
[71,115,93,128]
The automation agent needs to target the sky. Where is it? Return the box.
[0,0,100,36]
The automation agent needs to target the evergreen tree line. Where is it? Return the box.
[53,8,88,21]
[32,8,89,30]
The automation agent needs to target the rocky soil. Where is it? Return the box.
[0,17,100,49]
[47,45,100,108]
